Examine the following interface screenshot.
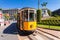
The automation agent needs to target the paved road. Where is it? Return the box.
[1,21,60,40]
[0,21,19,40]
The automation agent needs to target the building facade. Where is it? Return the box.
[2,9,18,20]
[0,9,4,26]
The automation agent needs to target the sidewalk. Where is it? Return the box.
[0,21,19,40]
[38,28,60,39]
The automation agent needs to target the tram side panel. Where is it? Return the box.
[17,13,23,30]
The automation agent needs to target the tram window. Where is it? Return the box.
[24,10,28,21]
[17,13,20,20]
[17,17,20,20]
[35,14,36,20]
[29,10,34,13]
[24,13,28,21]
[29,13,34,21]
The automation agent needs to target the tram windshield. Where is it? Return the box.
[29,10,35,21]
[24,10,35,21]
[29,13,34,21]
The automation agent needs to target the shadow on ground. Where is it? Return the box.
[3,22,33,36]
[3,23,18,35]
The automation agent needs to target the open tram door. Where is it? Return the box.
[17,7,37,32]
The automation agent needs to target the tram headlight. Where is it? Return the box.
[30,25,33,28]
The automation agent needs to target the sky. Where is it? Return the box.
[0,0,60,11]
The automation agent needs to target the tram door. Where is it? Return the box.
[19,11,23,30]
[17,13,20,28]
[17,12,23,30]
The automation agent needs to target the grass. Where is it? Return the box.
[38,24,60,30]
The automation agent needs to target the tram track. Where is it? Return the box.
[17,28,60,40]
[37,28,60,40]
[35,30,53,40]
[37,28,60,39]
[28,34,37,40]
[27,30,53,40]
[18,30,54,40]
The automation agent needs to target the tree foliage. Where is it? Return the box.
[47,9,52,16]
[37,9,42,23]
[3,13,10,20]
[41,2,47,7]
[0,8,2,10]
[40,17,60,26]
[13,13,17,20]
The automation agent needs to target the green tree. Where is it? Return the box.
[41,2,47,7]
[47,9,52,16]
[13,13,17,20]
[54,14,59,17]
[3,13,10,20]
[37,9,42,23]
[0,8,2,10]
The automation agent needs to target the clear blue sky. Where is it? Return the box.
[0,0,60,11]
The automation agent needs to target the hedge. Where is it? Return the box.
[39,17,60,26]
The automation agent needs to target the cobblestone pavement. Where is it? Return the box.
[0,21,19,40]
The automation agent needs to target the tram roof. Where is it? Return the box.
[19,7,36,11]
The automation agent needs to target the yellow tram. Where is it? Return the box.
[17,7,37,32]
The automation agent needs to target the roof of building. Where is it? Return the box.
[2,8,18,11]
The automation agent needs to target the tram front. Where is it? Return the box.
[18,8,37,32]
[23,8,37,32]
